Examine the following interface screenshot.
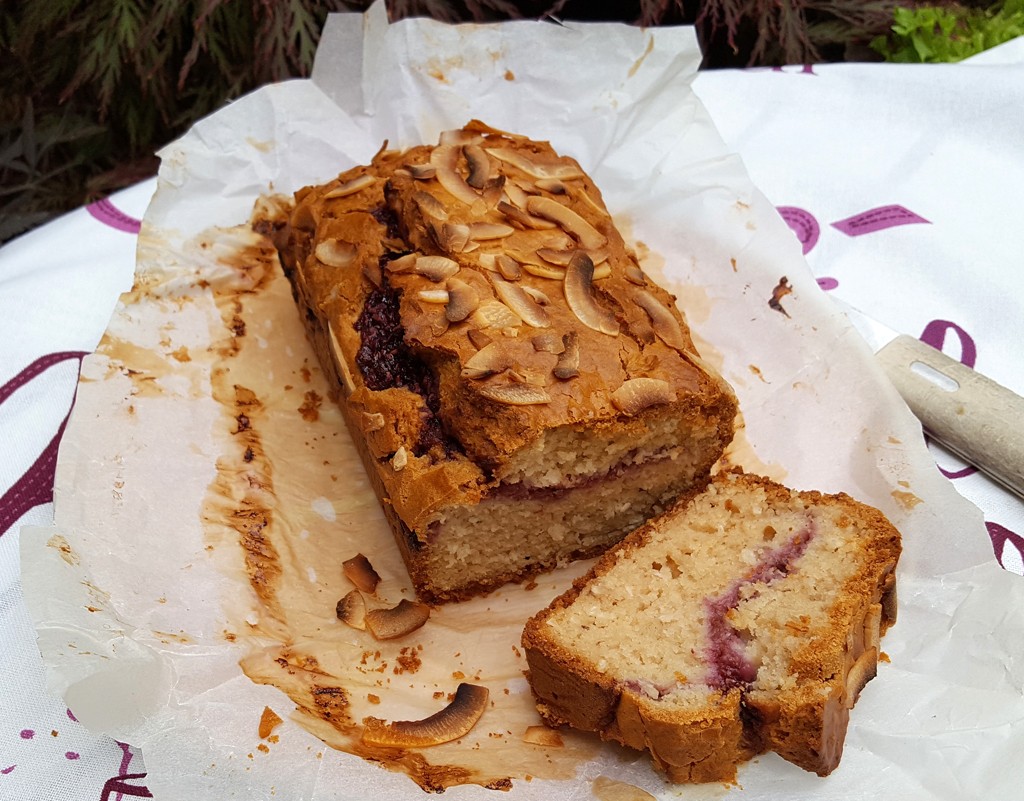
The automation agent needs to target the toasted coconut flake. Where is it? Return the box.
[497,200,557,231]
[611,377,676,415]
[572,185,610,216]
[522,725,564,747]
[391,446,409,471]
[336,589,367,631]
[413,190,448,221]
[361,683,488,748]
[480,175,506,209]
[844,649,878,709]
[467,329,493,350]
[531,331,564,353]
[417,289,450,304]
[535,247,574,266]
[503,181,530,208]
[362,412,386,432]
[592,263,611,280]
[315,238,357,268]
[343,553,381,593]
[633,289,687,349]
[492,277,550,328]
[364,598,431,640]
[522,261,567,281]
[625,261,647,286]
[496,254,522,280]
[536,246,610,268]
[463,144,490,189]
[415,256,460,282]
[407,163,436,180]
[535,178,567,194]
[477,253,498,272]
[362,261,383,288]
[565,252,619,335]
[469,222,515,241]
[479,383,552,405]
[462,342,509,379]
[259,707,284,739]
[471,299,521,329]
[431,145,483,209]
[553,331,580,379]
[433,222,470,253]
[527,197,606,249]
[445,277,479,322]
[486,147,585,180]
[439,129,484,146]
[521,285,550,305]
[324,174,376,199]
[591,776,657,801]
[386,253,418,274]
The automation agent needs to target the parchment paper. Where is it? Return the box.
[21,4,1024,799]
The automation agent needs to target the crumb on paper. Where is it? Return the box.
[259,706,283,739]
[768,276,793,317]
[504,69,515,81]
[891,489,923,510]
[880,651,891,663]
[522,726,563,748]
[298,390,322,422]
[749,364,767,383]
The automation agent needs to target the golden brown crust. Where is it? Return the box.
[522,471,902,783]
[262,122,737,601]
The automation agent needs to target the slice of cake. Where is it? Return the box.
[522,471,901,782]
[260,121,737,603]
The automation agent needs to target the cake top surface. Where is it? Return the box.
[271,122,737,528]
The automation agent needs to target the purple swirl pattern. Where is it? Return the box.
[100,743,151,800]
[0,351,87,536]
[831,205,930,237]
[987,522,1024,571]
[777,206,821,254]
[86,198,142,234]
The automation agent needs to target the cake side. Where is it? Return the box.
[521,471,901,782]
[260,122,737,601]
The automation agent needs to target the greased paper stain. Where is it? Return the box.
[200,224,599,790]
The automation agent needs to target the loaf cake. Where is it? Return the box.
[522,471,901,783]
[261,121,737,603]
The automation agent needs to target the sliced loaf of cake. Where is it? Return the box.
[522,471,901,783]
[261,121,737,602]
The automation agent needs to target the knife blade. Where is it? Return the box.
[835,298,1024,500]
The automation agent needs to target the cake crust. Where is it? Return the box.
[522,471,901,782]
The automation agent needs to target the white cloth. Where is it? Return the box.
[1,36,1021,799]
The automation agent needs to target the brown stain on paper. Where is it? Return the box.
[198,223,599,792]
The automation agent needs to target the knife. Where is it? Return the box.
[835,298,1024,500]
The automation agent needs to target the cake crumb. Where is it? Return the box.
[258,706,283,739]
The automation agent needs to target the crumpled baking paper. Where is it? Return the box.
[20,3,1024,799]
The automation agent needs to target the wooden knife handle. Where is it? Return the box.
[875,334,1024,499]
